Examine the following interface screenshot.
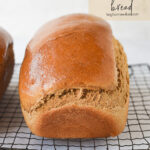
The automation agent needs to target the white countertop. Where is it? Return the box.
[119,39,150,65]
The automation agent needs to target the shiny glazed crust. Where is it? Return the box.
[19,14,129,138]
[0,28,14,100]
[19,14,117,112]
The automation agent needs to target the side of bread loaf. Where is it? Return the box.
[0,28,14,100]
[19,14,129,138]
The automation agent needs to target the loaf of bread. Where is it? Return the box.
[0,27,14,100]
[19,14,129,138]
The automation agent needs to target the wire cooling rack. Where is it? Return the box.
[0,64,150,150]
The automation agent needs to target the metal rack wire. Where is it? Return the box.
[0,64,150,150]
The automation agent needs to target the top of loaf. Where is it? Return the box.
[0,27,13,64]
[19,14,117,108]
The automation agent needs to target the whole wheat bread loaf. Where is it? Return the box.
[19,14,129,138]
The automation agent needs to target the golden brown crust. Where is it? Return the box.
[0,27,14,100]
[21,39,129,138]
[19,14,117,111]
[19,14,129,138]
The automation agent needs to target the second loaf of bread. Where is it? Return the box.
[0,27,14,100]
[19,14,129,138]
